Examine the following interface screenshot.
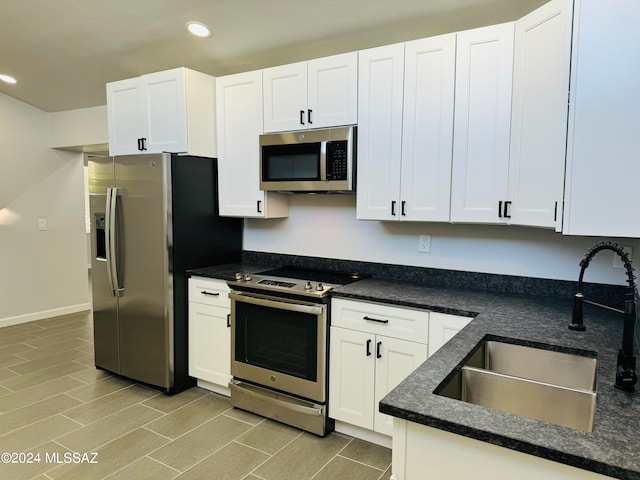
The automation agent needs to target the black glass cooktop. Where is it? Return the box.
[257,266,370,286]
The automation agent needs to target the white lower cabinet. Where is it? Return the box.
[392,420,614,480]
[329,299,429,437]
[428,312,472,357]
[188,277,232,395]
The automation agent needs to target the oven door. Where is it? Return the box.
[230,291,327,403]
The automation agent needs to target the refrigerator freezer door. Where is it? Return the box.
[114,154,171,389]
[89,156,119,374]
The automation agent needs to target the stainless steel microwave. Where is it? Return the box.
[259,126,356,193]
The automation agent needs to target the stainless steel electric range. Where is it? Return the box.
[227,266,368,436]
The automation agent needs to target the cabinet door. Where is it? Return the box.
[329,327,376,430]
[401,34,456,222]
[141,68,188,154]
[308,52,358,129]
[188,303,231,387]
[450,23,514,224]
[563,0,640,237]
[263,62,308,133]
[356,43,405,221]
[106,77,143,156]
[508,0,572,230]
[374,336,428,436]
[428,312,472,357]
[216,71,289,218]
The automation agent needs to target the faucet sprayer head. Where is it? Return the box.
[569,293,586,331]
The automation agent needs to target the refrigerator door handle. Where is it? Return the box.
[105,188,116,296]
[106,187,123,297]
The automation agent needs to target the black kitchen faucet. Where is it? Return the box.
[569,241,638,392]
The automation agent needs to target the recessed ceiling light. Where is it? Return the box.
[0,74,17,84]
[186,21,212,38]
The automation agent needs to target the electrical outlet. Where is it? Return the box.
[38,218,47,231]
[418,234,431,253]
[613,246,632,268]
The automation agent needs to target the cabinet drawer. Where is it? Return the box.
[188,277,231,307]
[331,298,429,344]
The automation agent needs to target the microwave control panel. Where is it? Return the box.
[326,140,349,180]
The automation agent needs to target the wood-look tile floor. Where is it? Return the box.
[0,311,392,480]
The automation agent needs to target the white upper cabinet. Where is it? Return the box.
[450,23,515,224]
[263,62,307,133]
[357,36,456,222]
[263,52,358,133]
[356,43,405,221]
[216,71,289,218]
[401,34,456,222]
[106,68,216,157]
[358,26,513,224]
[508,0,572,230]
[106,77,142,156]
[563,0,640,237]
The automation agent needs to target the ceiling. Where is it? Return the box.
[0,0,546,113]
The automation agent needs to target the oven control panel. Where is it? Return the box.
[228,272,334,297]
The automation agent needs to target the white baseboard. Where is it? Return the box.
[0,303,91,328]
[196,379,230,397]
[334,421,392,448]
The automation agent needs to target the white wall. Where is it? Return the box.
[48,105,108,150]
[244,195,640,286]
[0,92,90,326]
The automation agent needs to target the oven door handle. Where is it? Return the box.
[229,292,325,316]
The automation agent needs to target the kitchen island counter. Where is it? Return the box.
[332,277,640,479]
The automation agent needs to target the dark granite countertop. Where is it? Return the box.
[187,261,639,479]
[187,263,274,281]
[333,277,640,480]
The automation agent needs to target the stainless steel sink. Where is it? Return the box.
[435,338,598,432]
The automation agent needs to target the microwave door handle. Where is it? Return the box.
[320,141,327,181]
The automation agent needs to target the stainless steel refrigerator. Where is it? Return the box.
[88,153,242,393]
